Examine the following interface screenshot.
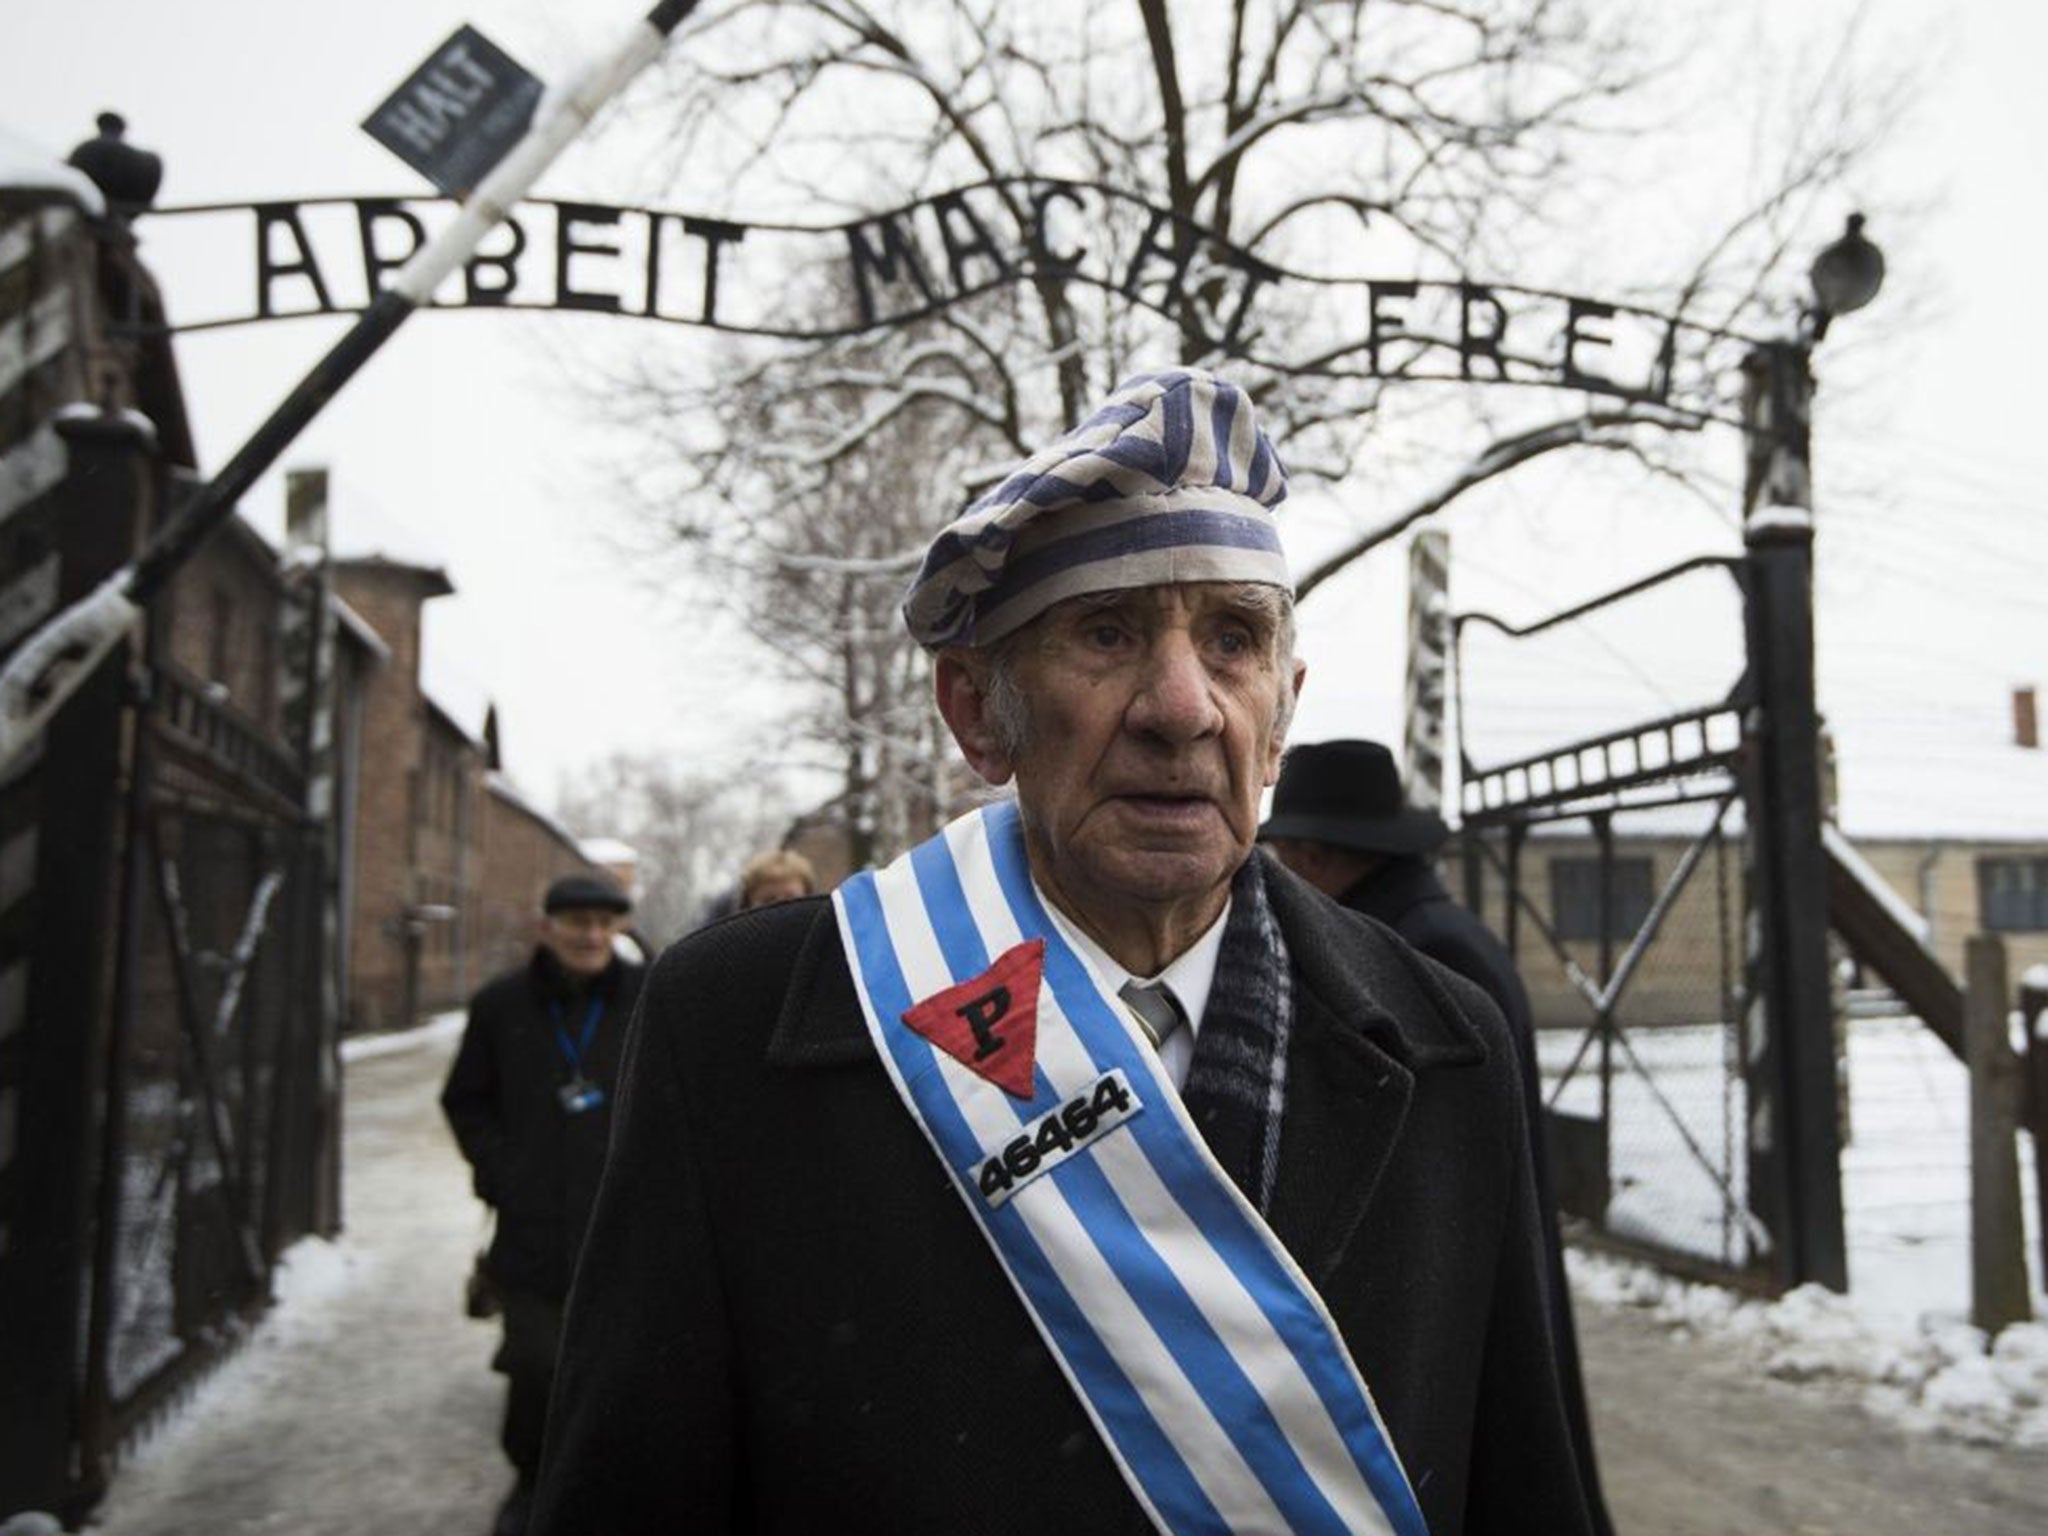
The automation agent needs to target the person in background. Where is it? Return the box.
[1260,736,1613,1536]
[738,847,817,909]
[440,873,644,1536]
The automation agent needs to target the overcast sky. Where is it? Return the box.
[6,0,2046,834]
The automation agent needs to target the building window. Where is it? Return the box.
[1980,857,2048,933]
[1550,856,1655,942]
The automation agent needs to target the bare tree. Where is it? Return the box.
[586,0,1912,858]
[600,288,1002,863]
[556,752,799,947]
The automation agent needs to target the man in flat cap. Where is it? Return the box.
[1262,738,1613,1536]
[533,370,1595,1536]
[442,872,642,1536]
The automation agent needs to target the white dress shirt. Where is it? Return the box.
[1032,880,1229,1092]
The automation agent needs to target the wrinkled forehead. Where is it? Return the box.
[1064,579,1284,619]
[1011,579,1291,645]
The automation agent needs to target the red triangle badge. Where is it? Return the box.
[901,938,1043,1098]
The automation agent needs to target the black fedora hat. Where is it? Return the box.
[1259,739,1449,857]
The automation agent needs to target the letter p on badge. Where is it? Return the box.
[901,939,1042,1097]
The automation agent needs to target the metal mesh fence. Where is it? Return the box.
[1474,794,1771,1280]
[98,800,316,1435]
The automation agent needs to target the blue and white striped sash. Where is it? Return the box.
[832,801,1427,1536]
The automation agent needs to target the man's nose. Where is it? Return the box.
[1126,633,1223,743]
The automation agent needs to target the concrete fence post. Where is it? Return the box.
[1964,935,2033,1334]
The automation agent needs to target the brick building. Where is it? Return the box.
[328,556,616,1031]
[1464,692,2048,1030]
[0,122,628,1516]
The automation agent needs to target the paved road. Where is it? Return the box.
[86,1021,2048,1536]
[1584,1299,2048,1536]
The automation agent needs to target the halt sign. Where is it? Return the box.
[361,25,544,196]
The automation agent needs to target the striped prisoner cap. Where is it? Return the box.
[903,368,1290,651]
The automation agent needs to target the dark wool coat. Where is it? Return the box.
[440,949,643,1303]
[531,855,1595,1536]
[1338,856,1613,1536]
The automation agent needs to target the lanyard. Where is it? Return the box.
[550,994,605,1076]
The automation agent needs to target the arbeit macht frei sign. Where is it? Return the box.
[140,179,1751,409]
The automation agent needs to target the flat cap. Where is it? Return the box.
[543,873,631,915]
[902,368,1290,650]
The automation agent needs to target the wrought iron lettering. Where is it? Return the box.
[146,181,1749,406]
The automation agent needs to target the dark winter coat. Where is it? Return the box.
[440,949,643,1303]
[1337,855,1612,1536]
[531,852,1595,1536]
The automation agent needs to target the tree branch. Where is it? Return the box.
[1295,406,1708,599]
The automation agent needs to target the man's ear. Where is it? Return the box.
[1265,656,1308,785]
[935,651,1016,786]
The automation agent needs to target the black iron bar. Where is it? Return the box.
[0,0,701,768]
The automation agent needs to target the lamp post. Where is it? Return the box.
[1740,215,1885,1294]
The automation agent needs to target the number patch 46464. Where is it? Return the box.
[974,1070,1142,1208]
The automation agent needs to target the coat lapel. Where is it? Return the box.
[764,900,876,1069]
[1269,984,1417,1286]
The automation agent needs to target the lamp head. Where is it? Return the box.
[1809,213,1885,326]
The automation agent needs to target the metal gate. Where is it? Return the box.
[0,196,340,1517]
[1452,553,1789,1288]
[82,658,329,1455]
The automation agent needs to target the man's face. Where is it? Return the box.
[541,907,623,978]
[953,582,1302,926]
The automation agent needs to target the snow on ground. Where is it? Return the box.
[1564,1013,2048,1451]
[1570,1253,2048,1450]
[100,1012,476,1494]
[338,1007,466,1063]
[107,1236,373,1483]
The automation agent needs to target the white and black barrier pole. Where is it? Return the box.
[0,0,700,769]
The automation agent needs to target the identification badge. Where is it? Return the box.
[557,1078,605,1115]
[974,1069,1142,1208]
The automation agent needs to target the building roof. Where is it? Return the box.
[579,836,638,865]
[329,594,391,663]
[331,553,455,598]
[1831,709,2048,844]
[486,769,589,860]
[0,122,104,213]
[423,694,482,751]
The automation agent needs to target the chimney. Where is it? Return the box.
[285,467,330,554]
[2016,686,2039,750]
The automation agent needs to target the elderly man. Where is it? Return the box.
[442,872,642,1536]
[531,371,1594,1536]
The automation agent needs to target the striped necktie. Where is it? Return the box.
[1119,979,1188,1050]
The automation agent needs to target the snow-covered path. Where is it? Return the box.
[90,1015,510,1536]
[1584,1296,2048,1535]
[1581,1286,2048,1536]
[80,1012,2048,1534]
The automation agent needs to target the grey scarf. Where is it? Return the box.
[1179,852,1293,1213]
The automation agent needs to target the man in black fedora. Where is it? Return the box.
[1261,738,1613,1536]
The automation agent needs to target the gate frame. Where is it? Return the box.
[1451,536,1847,1294]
